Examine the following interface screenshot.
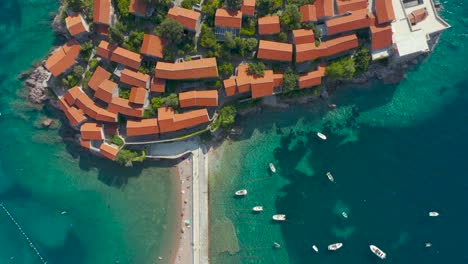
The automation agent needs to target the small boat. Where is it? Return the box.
[326,172,335,182]
[328,243,343,251]
[235,189,247,196]
[429,211,439,217]
[425,242,432,248]
[272,214,286,221]
[60,211,68,215]
[269,163,276,173]
[274,242,281,248]
[253,206,264,212]
[370,245,386,259]
[342,212,348,218]
[312,245,319,252]
[317,132,327,140]
[328,104,337,109]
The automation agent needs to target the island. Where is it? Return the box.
[24,0,449,262]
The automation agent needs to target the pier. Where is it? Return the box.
[0,203,48,264]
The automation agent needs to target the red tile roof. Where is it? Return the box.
[79,137,92,149]
[88,66,111,91]
[96,24,109,36]
[108,97,144,117]
[235,64,252,93]
[75,93,118,122]
[224,64,283,98]
[336,0,368,14]
[375,0,395,24]
[215,9,242,28]
[370,21,393,50]
[325,9,370,35]
[65,14,88,36]
[315,0,335,18]
[129,87,147,105]
[168,7,201,31]
[97,41,142,70]
[409,8,428,25]
[155,58,218,80]
[300,5,317,22]
[251,70,275,98]
[140,34,163,58]
[44,40,80,77]
[258,16,280,35]
[95,79,118,103]
[298,64,327,89]
[120,68,150,88]
[179,90,218,108]
[58,97,87,127]
[64,86,85,106]
[150,78,166,93]
[296,34,359,63]
[81,122,104,140]
[93,0,111,25]
[157,107,210,133]
[241,0,256,16]
[223,78,237,96]
[273,73,284,88]
[126,118,160,136]
[293,29,315,44]
[100,143,119,160]
[257,40,293,62]
[129,0,148,17]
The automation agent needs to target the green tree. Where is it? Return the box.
[151,97,164,109]
[245,38,258,52]
[80,41,94,57]
[286,0,314,5]
[282,67,298,93]
[89,58,99,70]
[218,105,237,129]
[110,135,124,147]
[202,0,221,27]
[326,57,356,80]
[248,62,266,76]
[157,18,184,45]
[277,32,288,42]
[200,25,217,49]
[66,0,93,11]
[218,62,234,77]
[224,31,236,49]
[225,0,242,10]
[353,46,371,76]
[181,0,197,9]
[123,31,145,52]
[256,0,280,17]
[109,25,125,45]
[73,65,84,77]
[162,93,179,108]
[115,0,130,18]
[280,4,301,30]
[115,149,145,166]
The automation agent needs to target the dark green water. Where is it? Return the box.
[210,1,468,263]
[0,1,177,263]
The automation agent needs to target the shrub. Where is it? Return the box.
[116,149,145,166]
[119,88,131,99]
[89,58,99,70]
[181,0,199,9]
[218,62,234,77]
[280,4,301,30]
[73,65,84,77]
[353,46,371,76]
[326,56,356,80]
[218,105,237,129]
[110,135,124,147]
[282,67,298,93]
[151,97,164,109]
[240,18,256,36]
[156,18,184,45]
[248,62,266,76]
[115,0,130,18]
[225,0,242,10]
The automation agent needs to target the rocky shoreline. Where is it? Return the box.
[23,66,52,104]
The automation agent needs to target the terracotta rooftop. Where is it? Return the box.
[293,29,315,44]
[93,0,111,25]
[251,70,275,99]
[100,143,119,161]
[81,122,104,140]
[96,24,109,36]
[273,73,284,88]
[120,68,150,88]
[97,41,142,70]
[167,7,201,31]
[223,78,237,96]
[129,87,147,105]
[298,64,327,89]
[95,79,118,103]
[326,9,370,35]
[75,93,117,122]
[300,5,317,22]
[64,86,85,106]
[241,0,256,16]
[300,0,334,22]
[336,0,368,14]
[126,118,160,136]
[179,90,218,108]
[157,107,209,133]
[58,97,87,127]
[296,34,358,63]
[140,34,163,58]
[108,97,144,117]
[129,0,148,17]
[235,64,252,93]
[215,9,242,28]
[79,137,91,149]
[65,14,88,36]
[258,16,280,35]
[409,8,428,25]
[150,78,166,93]
[88,66,111,91]
[370,21,393,50]
[257,40,293,62]
[155,58,218,80]
[44,40,80,77]
[375,0,395,25]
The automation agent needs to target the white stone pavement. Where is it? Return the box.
[192,146,209,264]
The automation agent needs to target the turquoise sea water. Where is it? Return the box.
[210,1,468,263]
[0,1,177,263]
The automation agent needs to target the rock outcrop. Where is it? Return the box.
[24,66,51,104]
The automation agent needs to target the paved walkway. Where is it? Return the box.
[192,146,209,264]
[146,139,198,159]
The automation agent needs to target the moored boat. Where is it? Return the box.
[326,172,335,182]
[342,212,348,218]
[269,163,276,173]
[328,243,343,251]
[272,214,286,221]
[370,245,386,259]
[274,242,281,248]
[317,132,327,140]
[312,245,319,252]
[425,242,432,248]
[235,189,247,196]
[253,206,263,212]
[429,211,439,217]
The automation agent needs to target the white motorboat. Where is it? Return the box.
[429,211,439,217]
[272,214,286,221]
[317,132,327,140]
[60,211,68,215]
[425,242,432,248]
[326,172,335,182]
[312,245,319,252]
[235,189,247,196]
[269,163,276,173]
[253,206,264,212]
[274,242,281,248]
[342,212,348,218]
[328,243,343,251]
[370,245,386,259]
